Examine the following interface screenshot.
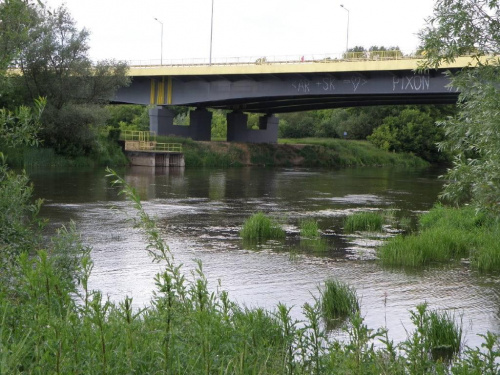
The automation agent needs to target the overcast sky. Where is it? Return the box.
[41,0,437,65]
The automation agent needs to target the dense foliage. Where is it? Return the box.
[367,108,449,163]
[1,0,129,157]
[420,0,500,213]
[278,105,454,163]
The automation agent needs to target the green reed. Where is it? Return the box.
[319,279,359,323]
[344,212,384,233]
[427,309,462,360]
[300,218,320,238]
[240,212,285,241]
[378,204,500,270]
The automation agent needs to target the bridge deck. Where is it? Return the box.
[127,56,480,77]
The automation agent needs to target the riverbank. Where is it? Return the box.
[2,136,128,168]
[159,136,429,168]
[4,136,428,169]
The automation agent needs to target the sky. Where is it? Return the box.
[41,0,437,65]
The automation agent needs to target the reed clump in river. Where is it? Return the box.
[344,212,385,233]
[319,279,359,323]
[378,204,500,272]
[240,212,285,241]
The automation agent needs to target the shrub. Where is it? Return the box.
[368,108,448,163]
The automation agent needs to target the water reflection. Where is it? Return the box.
[31,166,500,348]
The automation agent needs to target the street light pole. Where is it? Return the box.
[340,4,349,54]
[154,17,163,65]
[210,0,214,65]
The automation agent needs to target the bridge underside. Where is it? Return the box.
[185,93,459,113]
[114,67,460,143]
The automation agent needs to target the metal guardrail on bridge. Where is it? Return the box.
[121,131,182,153]
[126,50,422,68]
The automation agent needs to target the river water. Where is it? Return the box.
[31,166,500,348]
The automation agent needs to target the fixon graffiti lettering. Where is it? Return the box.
[392,74,430,91]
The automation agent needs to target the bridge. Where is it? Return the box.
[114,55,472,144]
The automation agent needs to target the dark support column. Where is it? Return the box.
[149,106,175,136]
[226,111,248,142]
[189,108,212,141]
[227,111,278,143]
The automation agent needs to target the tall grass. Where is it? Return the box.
[2,136,128,168]
[427,309,462,360]
[344,212,384,233]
[300,218,320,238]
[378,227,471,267]
[152,137,429,168]
[402,304,463,372]
[280,138,429,168]
[377,204,500,269]
[319,279,359,323]
[240,212,285,241]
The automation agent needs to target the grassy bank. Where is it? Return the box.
[378,205,500,271]
[158,136,429,168]
[280,138,429,168]
[2,136,128,168]
[3,135,428,169]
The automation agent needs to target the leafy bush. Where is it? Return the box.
[368,108,448,163]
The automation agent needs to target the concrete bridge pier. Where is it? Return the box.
[148,106,211,141]
[189,108,212,140]
[149,106,174,135]
[227,111,278,143]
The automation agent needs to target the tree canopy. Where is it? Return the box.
[1,0,130,156]
[420,0,500,213]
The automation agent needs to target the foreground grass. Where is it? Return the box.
[378,205,500,271]
[3,167,500,374]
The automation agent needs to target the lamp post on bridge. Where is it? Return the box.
[154,17,164,65]
[340,4,350,55]
[210,0,214,65]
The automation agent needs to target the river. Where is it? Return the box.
[30,165,500,348]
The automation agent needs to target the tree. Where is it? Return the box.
[0,0,36,73]
[420,0,500,213]
[8,2,130,156]
[367,108,447,163]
